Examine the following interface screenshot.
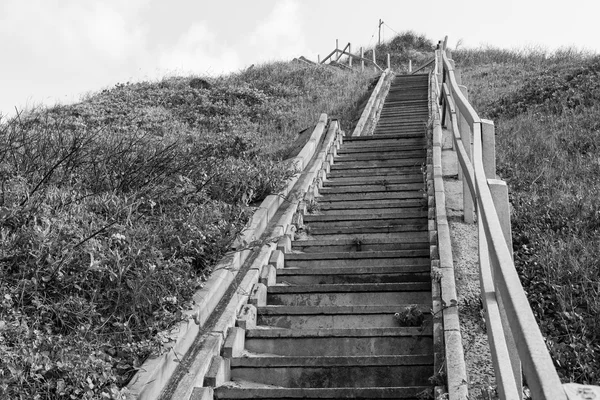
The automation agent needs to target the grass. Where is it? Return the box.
[0,61,377,399]
[454,46,600,384]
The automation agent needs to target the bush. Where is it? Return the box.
[0,60,374,398]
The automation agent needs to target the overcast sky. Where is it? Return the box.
[1,0,599,118]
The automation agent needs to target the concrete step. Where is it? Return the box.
[244,327,433,357]
[291,241,428,253]
[323,176,423,186]
[304,224,428,236]
[316,191,424,202]
[292,234,428,249]
[284,251,429,268]
[214,386,431,399]
[284,257,429,269]
[326,168,423,179]
[228,355,433,388]
[318,183,424,194]
[257,305,432,330]
[276,265,430,285]
[343,138,425,147]
[335,150,425,161]
[304,209,426,221]
[337,144,425,154]
[267,283,431,306]
[315,204,425,215]
[330,159,425,170]
[317,198,426,210]
[304,218,427,230]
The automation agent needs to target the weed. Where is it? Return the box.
[305,198,320,214]
[394,305,425,327]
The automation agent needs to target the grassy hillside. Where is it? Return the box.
[0,61,377,399]
[454,47,600,384]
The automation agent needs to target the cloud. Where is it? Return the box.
[0,0,151,115]
[158,23,241,76]
[248,0,310,61]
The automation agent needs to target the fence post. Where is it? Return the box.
[336,39,339,60]
[481,119,496,179]
[459,85,474,223]
[409,59,412,73]
[318,54,321,64]
[488,178,520,397]
[349,43,352,67]
[387,54,390,69]
[360,47,364,72]
[372,48,377,72]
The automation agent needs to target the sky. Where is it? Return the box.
[1,0,599,118]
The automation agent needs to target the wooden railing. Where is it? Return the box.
[319,40,389,72]
[433,38,568,400]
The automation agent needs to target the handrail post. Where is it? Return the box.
[360,47,364,72]
[336,39,339,60]
[372,48,377,72]
[318,54,321,64]
[387,54,390,69]
[409,59,412,73]
[488,178,521,397]
[482,119,496,179]
[459,85,475,223]
[348,43,352,67]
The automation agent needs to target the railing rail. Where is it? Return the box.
[434,38,568,400]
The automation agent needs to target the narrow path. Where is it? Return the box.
[212,74,434,399]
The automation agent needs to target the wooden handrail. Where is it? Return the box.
[411,57,435,74]
[437,42,567,400]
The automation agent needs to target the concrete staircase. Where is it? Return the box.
[212,74,433,399]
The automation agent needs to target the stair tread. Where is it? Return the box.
[230,354,433,367]
[214,386,432,398]
[257,304,430,315]
[268,282,431,293]
[245,326,431,337]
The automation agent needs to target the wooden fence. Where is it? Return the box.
[319,39,390,72]
[433,37,568,400]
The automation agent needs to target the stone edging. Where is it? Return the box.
[127,114,332,400]
[430,73,469,400]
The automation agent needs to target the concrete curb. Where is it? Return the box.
[430,74,469,400]
[127,114,331,400]
[351,69,391,136]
